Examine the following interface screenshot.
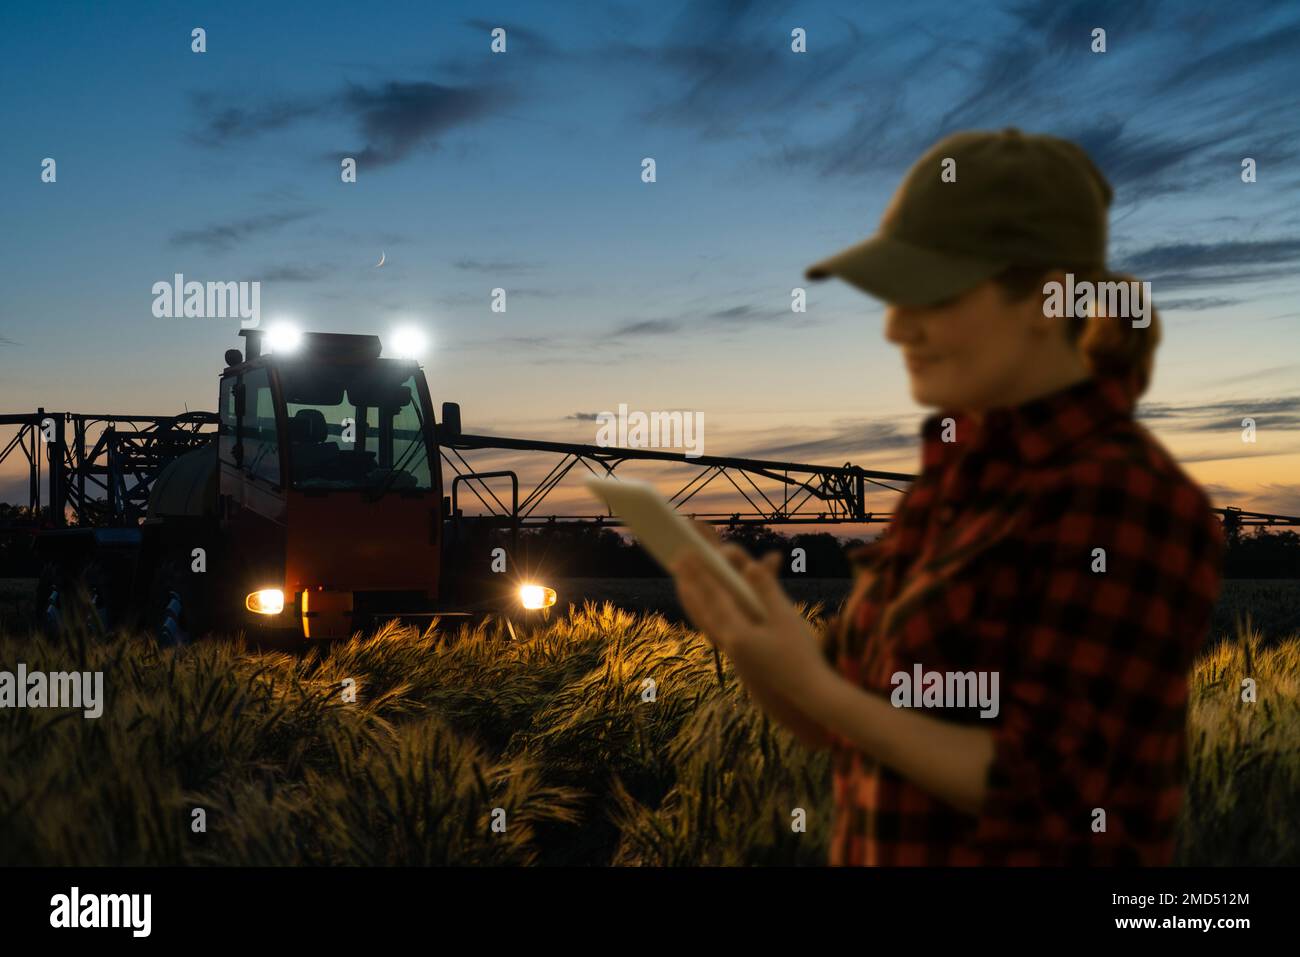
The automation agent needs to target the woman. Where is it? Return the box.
[669,129,1224,865]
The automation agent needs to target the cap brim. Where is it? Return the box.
[805,234,1007,307]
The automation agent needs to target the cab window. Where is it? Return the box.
[240,368,281,484]
[278,367,432,491]
[218,376,238,464]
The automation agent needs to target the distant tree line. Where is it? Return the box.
[497,521,1300,580]
[486,523,871,579]
[2,502,1298,579]
[0,504,34,577]
[1222,527,1300,579]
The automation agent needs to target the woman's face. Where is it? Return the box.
[884,278,1063,413]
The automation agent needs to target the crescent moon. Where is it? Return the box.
[375,251,386,268]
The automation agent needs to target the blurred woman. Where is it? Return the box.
[669,129,1223,865]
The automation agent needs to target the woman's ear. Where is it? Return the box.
[1026,269,1069,337]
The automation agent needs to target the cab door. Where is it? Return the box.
[218,367,289,595]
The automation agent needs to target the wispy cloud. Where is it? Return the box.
[705,303,789,325]
[1117,238,1300,290]
[444,334,559,353]
[1137,394,1300,432]
[1063,120,1229,195]
[1201,365,1300,388]
[189,94,323,145]
[1158,20,1300,93]
[343,80,507,167]
[451,258,544,274]
[596,0,872,143]
[462,18,557,56]
[1124,238,1300,273]
[436,287,562,309]
[610,318,683,337]
[741,418,919,463]
[170,210,316,252]
[192,76,511,168]
[1246,482,1300,517]
[609,300,804,338]
[257,264,333,283]
[760,0,1300,204]
[1199,481,1300,516]
[1157,296,1243,311]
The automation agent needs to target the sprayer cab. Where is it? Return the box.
[214,328,446,639]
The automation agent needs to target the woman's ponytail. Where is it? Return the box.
[993,265,1162,400]
[1075,269,1161,399]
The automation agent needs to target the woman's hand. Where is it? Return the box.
[669,535,834,708]
[671,529,995,811]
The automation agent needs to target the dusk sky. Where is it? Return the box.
[2,1,1299,524]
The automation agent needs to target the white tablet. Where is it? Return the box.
[584,475,767,622]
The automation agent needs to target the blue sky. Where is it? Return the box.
[2,0,1299,520]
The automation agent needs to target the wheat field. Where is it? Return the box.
[1,598,1296,865]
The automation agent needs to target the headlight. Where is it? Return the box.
[265,322,302,354]
[519,584,556,610]
[388,325,428,359]
[245,588,285,614]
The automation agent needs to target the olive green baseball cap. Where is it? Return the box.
[804,128,1114,306]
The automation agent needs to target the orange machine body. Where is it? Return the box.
[214,338,445,639]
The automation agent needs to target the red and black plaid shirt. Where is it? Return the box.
[825,371,1224,865]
